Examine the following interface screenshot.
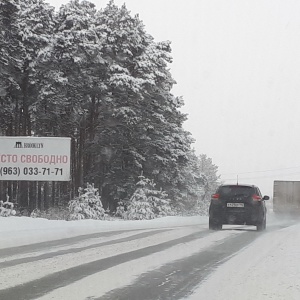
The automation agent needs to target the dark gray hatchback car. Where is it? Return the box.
[209,184,269,231]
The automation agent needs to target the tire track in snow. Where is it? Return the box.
[0,228,165,258]
[98,230,259,300]
[34,230,243,300]
[0,226,202,292]
[0,229,171,268]
[97,221,298,300]
[0,228,231,300]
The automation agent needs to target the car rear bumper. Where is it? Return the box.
[209,203,265,225]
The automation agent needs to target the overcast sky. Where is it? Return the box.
[47,0,300,195]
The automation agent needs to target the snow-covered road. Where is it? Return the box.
[187,218,300,300]
[0,213,299,300]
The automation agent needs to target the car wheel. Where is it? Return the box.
[209,218,215,230]
[209,218,222,230]
[256,217,266,231]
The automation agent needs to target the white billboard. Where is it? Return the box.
[0,137,71,181]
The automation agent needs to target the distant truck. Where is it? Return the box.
[273,180,300,214]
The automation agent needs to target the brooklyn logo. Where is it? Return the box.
[14,142,44,149]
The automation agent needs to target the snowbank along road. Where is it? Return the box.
[0,214,299,300]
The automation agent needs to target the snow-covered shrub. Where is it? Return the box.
[68,183,106,220]
[122,175,173,220]
[0,197,16,217]
[123,185,155,220]
[147,180,173,217]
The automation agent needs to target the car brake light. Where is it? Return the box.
[212,193,220,199]
[252,194,261,201]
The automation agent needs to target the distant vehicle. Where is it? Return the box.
[209,184,269,231]
[273,180,300,215]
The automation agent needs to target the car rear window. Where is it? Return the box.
[218,186,254,197]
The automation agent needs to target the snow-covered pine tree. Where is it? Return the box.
[146,179,172,217]
[34,0,101,136]
[87,1,153,205]
[121,175,173,219]
[36,0,106,192]
[68,183,106,220]
[168,149,206,215]
[14,0,55,136]
[0,0,24,135]
[88,1,194,209]
[198,153,220,202]
[133,36,194,207]
[0,196,16,217]
[123,175,155,220]
[174,152,220,215]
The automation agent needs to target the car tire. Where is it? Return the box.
[209,218,214,230]
[209,218,222,230]
[216,223,222,230]
[256,217,266,231]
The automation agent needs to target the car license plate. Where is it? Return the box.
[227,203,244,208]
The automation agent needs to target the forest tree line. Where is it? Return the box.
[0,0,219,214]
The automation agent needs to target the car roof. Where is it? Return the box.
[219,184,257,188]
